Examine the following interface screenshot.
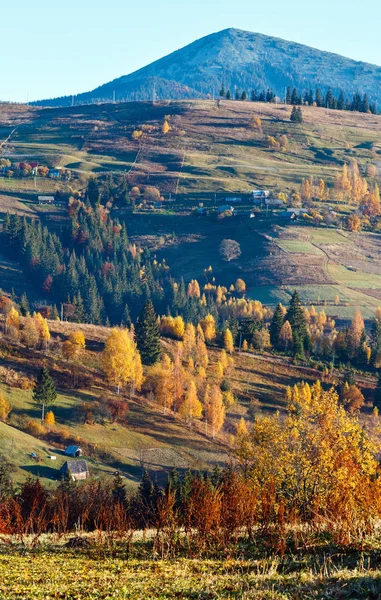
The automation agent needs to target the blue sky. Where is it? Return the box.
[2,0,381,102]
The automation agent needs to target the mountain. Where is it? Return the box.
[33,28,381,106]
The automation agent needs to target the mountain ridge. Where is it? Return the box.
[32,28,381,107]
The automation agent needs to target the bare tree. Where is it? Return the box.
[219,239,242,262]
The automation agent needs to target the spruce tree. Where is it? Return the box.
[112,472,127,505]
[286,86,291,104]
[290,106,298,122]
[226,89,231,100]
[315,88,323,107]
[33,367,57,423]
[337,90,345,110]
[286,291,310,355]
[19,293,30,317]
[0,459,13,498]
[135,300,161,365]
[270,304,284,348]
[219,84,225,98]
[291,88,298,105]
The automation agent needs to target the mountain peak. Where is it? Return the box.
[33,29,381,106]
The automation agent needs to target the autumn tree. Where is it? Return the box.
[204,385,225,438]
[44,410,55,431]
[162,120,170,134]
[0,394,11,423]
[279,320,293,351]
[195,325,209,368]
[22,316,39,348]
[224,328,234,353]
[183,323,196,361]
[153,354,175,414]
[103,328,143,394]
[33,312,50,348]
[235,381,379,526]
[341,383,365,413]
[135,300,161,365]
[179,380,202,425]
[200,314,216,343]
[6,306,20,332]
[235,278,246,295]
[349,309,365,355]
[219,239,242,262]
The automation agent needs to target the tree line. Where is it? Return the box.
[219,83,378,114]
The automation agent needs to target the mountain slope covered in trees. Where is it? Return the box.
[32,28,381,106]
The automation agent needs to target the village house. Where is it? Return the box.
[60,460,89,481]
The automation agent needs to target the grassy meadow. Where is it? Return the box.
[1,542,381,599]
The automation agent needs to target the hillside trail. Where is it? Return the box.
[0,126,19,151]
[304,231,338,285]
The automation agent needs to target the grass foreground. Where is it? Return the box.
[1,541,381,599]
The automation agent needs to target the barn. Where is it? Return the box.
[60,460,89,481]
[65,445,83,457]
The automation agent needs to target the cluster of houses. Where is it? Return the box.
[0,161,71,180]
[59,445,89,481]
[196,189,309,221]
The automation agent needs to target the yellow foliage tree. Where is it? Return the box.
[44,410,55,431]
[153,354,175,414]
[187,279,201,298]
[205,384,225,438]
[200,314,216,343]
[162,120,170,134]
[69,331,86,350]
[179,380,202,425]
[235,278,246,295]
[6,306,20,331]
[224,328,234,353]
[22,316,39,348]
[235,381,380,525]
[0,393,11,422]
[102,328,143,394]
[183,323,196,360]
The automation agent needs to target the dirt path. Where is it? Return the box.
[0,126,18,151]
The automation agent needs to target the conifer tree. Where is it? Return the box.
[33,368,57,423]
[135,300,161,365]
[286,291,310,355]
[270,304,284,348]
[112,472,127,505]
[19,293,30,317]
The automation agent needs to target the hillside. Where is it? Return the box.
[0,316,343,487]
[1,100,381,320]
[32,28,381,106]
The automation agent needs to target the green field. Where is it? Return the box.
[277,240,322,254]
